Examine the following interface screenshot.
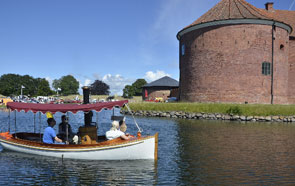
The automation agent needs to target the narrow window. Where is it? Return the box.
[262,62,271,75]
[181,44,185,56]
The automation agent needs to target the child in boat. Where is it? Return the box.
[106,121,130,140]
[43,118,63,144]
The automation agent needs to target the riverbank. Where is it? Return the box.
[121,102,295,122]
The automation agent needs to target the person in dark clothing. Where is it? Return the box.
[57,115,74,142]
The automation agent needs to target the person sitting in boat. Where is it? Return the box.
[106,120,130,140]
[43,118,63,144]
[57,115,74,142]
[119,119,134,138]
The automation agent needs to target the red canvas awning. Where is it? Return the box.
[6,100,128,114]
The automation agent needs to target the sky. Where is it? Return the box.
[0,0,294,95]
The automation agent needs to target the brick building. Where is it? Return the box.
[142,76,179,101]
[177,0,295,104]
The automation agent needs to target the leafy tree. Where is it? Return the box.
[132,79,147,96]
[0,74,53,97]
[0,74,22,96]
[52,79,61,91]
[53,75,79,96]
[36,78,52,96]
[90,80,110,95]
[122,85,134,98]
[122,79,146,97]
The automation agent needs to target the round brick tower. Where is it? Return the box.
[177,0,292,104]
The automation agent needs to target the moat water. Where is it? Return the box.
[1,109,295,185]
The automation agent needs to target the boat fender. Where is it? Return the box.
[137,132,141,137]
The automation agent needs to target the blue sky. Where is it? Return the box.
[0,0,294,95]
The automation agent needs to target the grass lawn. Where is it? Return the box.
[127,102,295,116]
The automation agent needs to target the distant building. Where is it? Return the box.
[142,76,179,101]
[177,0,295,104]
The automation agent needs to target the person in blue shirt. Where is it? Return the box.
[43,118,63,144]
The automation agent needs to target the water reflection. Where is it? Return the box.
[0,110,181,185]
[0,151,156,185]
[176,120,295,185]
[3,109,295,185]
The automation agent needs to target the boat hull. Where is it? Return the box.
[0,133,158,160]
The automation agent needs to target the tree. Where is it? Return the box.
[90,80,110,95]
[122,79,147,98]
[52,79,61,91]
[53,75,79,96]
[132,79,147,96]
[36,78,53,96]
[0,74,22,96]
[0,74,53,97]
[122,85,134,98]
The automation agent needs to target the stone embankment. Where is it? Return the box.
[120,110,295,122]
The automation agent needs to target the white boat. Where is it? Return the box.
[0,100,158,160]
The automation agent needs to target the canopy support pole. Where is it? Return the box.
[8,109,10,133]
[66,112,69,144]
[39,112,42,142]
[96,112,98,129]
[14,110,17,138]
[33,113,36,133]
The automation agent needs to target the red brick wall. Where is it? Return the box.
[143,87,172,101]
[179,24,289,104]
[288,39,295,103]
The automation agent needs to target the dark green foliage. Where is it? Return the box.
[36,78,53,96]
[132,79,147,96]
[123,85,135,98]
[0,74,52,96]
[90,80,110,95]
[123,79,146,97]
[52,75,79,96]
[226,106,242,115]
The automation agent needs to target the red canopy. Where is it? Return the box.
[6,100,128,114]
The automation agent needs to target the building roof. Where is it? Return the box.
[143,76,179,88]
[265,9,295,37]
[187,0,275,27]
[178,0,294,39]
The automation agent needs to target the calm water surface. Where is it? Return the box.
[1,110,295,185]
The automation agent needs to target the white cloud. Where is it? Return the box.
[84,79,92,86]
[102,74,134,96]
[144,70,170,82]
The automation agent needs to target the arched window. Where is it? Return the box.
[262,62,271,75]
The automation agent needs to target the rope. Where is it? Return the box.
[125,104,142,133]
